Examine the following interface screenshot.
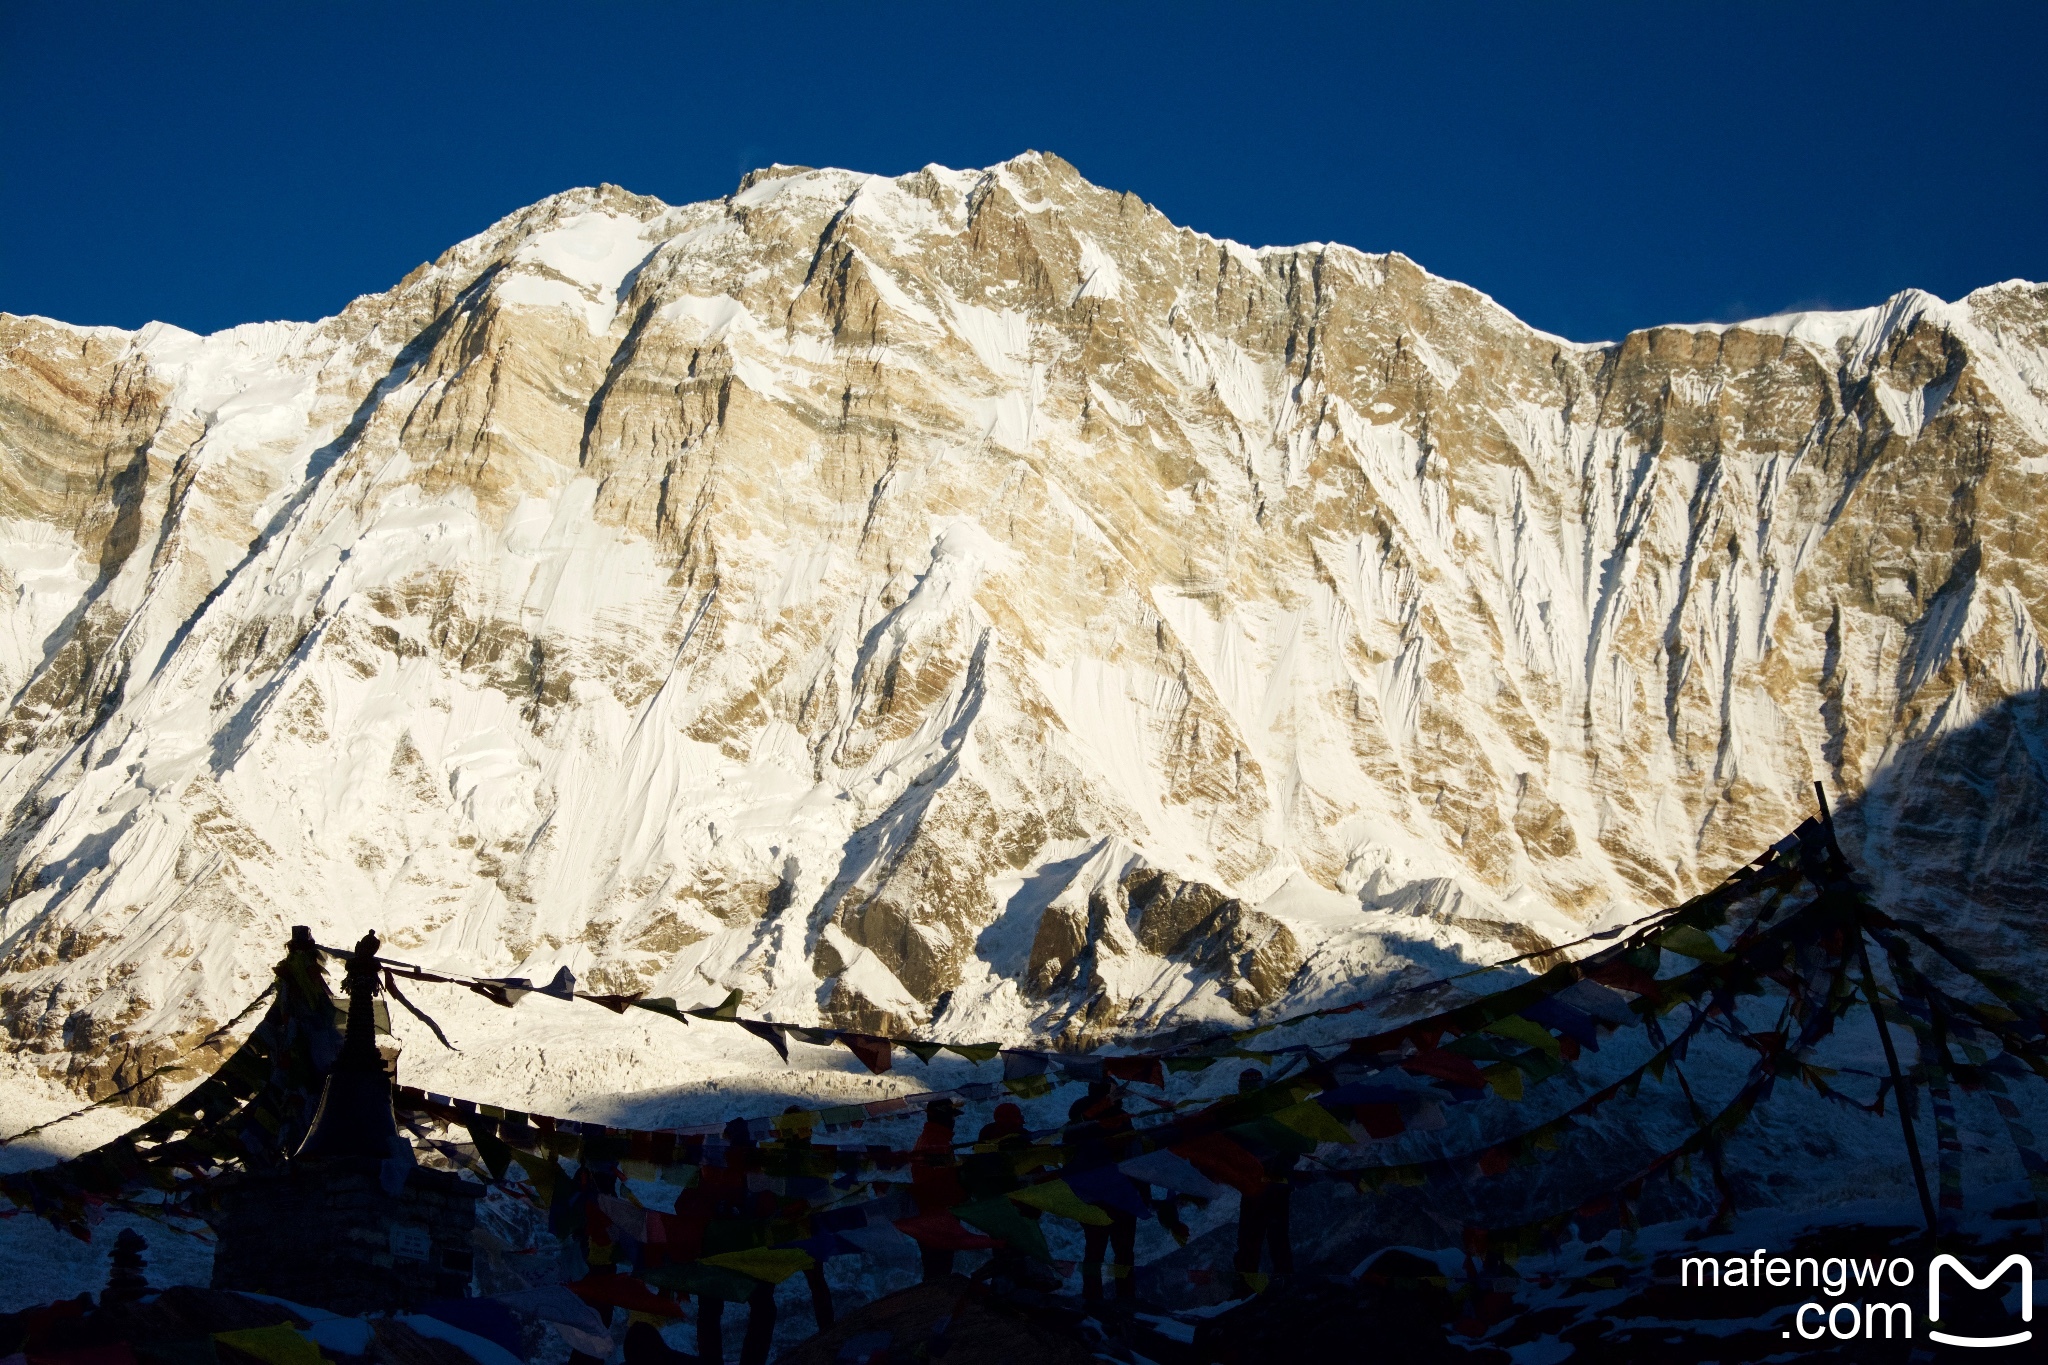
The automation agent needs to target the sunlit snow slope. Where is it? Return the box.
[3,154,2046,1102]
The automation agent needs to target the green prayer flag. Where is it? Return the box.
[1507,1048,1565,1084]
[956,1195,1051,1260]
[945,1042,1001,1064]
[632,998,693,1025]
[1229,1117,1316,1158]
[646,1261,760,1302]
[1659,925,1730,963]
[514,1151,567,1204]
[688,988,744,1022]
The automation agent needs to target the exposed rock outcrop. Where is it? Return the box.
[0,154,2043,1094]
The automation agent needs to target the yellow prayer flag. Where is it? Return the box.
[214,1324,323,1365]
[702,1247,818,1283]
[1483,1015,1561,1057]
[1011,1179,1113,1225]
[1270,1100,1354,1145]
[1482,1064,1524,1101]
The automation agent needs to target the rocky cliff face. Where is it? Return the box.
[3,153,2045,1097]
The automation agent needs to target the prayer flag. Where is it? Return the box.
[1065,1167,1152,1218]
[568,1275,689,1317]
[954,1195,1051,1260]
[643,1261,759,1302]
[739,1020,790,1062]
[1483,1015,1560,1058]
[841,1035,893,1074]
[630,998,692,1026]
[701,1247,818,1283]
[688,989,743,1022]
[1270,1100,1354,1145]
[893,1211,996,1250]
[1659,925,1730,964]
[789,1027,842,1046]
[471,979,532,1007]
[1402,1049,1486,1089]
[1553,980,1636,1027]
[1116,1149,1222,1199]
[1103,1056,1166,1087]
[1171,1133,1266,1196]
[214,1326,320,1365]
[1355,1103,1405,1139]
[1010,1179,1113,1225]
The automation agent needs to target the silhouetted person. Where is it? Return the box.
[782,1106,836,1330]
[625,1320,700,1364]
[1230,1068,1294,1293]
[739,1272,777,1365]
[911,1099,967,1282]
[693,1246,779,1365]
[969,1102,1051,1290]
[1066,1080,1138,1307]
[694,1118,781,1365]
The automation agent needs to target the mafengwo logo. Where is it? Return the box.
[1681,1248,2034,1346]
[1929,1254,2033,1349]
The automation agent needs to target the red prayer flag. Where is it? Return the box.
[26,1347,135,1365]
[1103,1056,1165,1087]
[842,1034,893,1074]
[568,1274,689,1319]
[1171,1132,1266,1196]
[893,1211,995,1250]
[1584,960,1662,998]
[1356,1103,1405,1139]
[1401,1049,1486,1089]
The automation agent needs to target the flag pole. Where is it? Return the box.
[1816,781,1938,1240]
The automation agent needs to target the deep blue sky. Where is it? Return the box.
[4,3,2043,343]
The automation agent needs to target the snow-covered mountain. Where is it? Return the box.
[4,153,2045,1106]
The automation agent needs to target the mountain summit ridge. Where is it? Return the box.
[2,151,2044,1102]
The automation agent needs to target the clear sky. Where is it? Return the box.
[4,2,2042,343]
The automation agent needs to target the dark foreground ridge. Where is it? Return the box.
[4,794,2046,1360]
